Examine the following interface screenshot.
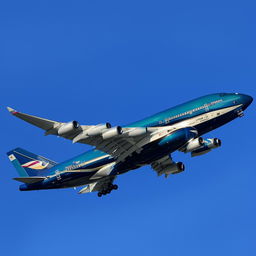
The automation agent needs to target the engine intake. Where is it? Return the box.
[183,137,204,153]
[58,121,81,136]
[102,126,123,140]
[213,138,222,147]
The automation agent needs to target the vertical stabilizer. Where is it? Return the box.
[7,148,57,177]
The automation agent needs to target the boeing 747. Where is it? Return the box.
[7,93,253,197]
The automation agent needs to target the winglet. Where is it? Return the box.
[7,107,18,115]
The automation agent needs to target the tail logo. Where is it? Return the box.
[8,154,16,161]
[21,160,49,170]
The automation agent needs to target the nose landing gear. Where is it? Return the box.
[97,184,118,197]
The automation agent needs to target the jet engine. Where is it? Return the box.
[102,126,123,140]
[72,123,112,143]
[191,138,221,157]
[183,137,204,153]
[158,162,185,177]
[58,121,81,135]
[127,127,147,137]
[87,123,112,136]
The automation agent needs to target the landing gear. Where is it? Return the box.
[97,184,118,197]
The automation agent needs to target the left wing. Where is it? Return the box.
[7,107,93,139]
[7,107,165,161]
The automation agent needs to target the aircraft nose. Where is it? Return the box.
[240,94,253,110]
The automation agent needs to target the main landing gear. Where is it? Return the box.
[97,184,118,197]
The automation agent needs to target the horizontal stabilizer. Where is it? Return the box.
[13,177,46,184]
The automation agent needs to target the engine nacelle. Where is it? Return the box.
[102,126,123,140]
[127,127,147,137]
[191,138,222,157]
[58,121,81,135]
[183,137,204,153]
[207,138,222,149]
[87,123,111,136]
[158,162,185,176]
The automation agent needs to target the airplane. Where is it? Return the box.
[6,93,253,197]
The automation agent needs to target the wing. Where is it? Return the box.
[78,128,150,162]
[7,107,93,139]
[7,107,164,161]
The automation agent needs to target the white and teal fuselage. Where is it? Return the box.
[19,93,253,191]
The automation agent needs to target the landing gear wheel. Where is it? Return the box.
[106,188,111,194]
[113,184,118,190]
[98,192,102,197]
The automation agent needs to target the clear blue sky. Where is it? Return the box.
[1,1,255,255]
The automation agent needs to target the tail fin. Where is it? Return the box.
[7,148,57,177]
